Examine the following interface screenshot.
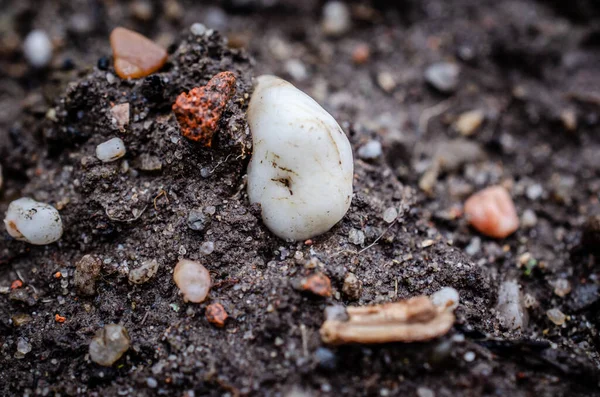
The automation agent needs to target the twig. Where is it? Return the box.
[418,98,453,135]
[358,219,398,254]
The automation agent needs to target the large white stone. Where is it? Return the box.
[4,197,63,245]
[247,75,353,241]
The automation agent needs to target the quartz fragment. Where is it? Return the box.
[546,308,566,325]
[110,27,167,79]
[89,324,130,366]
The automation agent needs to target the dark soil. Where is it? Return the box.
[1,0,600,396]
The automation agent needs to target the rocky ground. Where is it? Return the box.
[1,0,600,396]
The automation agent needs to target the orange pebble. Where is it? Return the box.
[110,27,167,79]
[11,280,23,289]
[464,186,519,239]
[55,314,66,323]
[352,43,370,65]
[54,272,62,279]
[172,71,237,146]
[205,303,228,327]
[301,273,332,297]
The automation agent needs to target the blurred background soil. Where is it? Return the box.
[1,0,600,396]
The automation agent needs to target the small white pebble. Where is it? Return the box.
[416,387,435,397]
[357,140,383,160]
[190,22,207,35]
[23,30,53,68]
[200,241,215,255]
[106,72,116,84]
[382,207,398,223]
[285,59,308,82]
[4,198,63,245]
[464,351,476,362]
[526,184,543,201]
[431,287,460,310]
[322,1,351,36]
[96,138,126,162]
[521,208,538,228]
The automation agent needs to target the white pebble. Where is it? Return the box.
[4,198,63,245]
[382,207,398,223]
[190,22,207,36]
[430,287,460,310]
[464,351,476,362]
[497,280,528,330]
[173,259,211,303]
[521,209,538,228]
[247,75,353,241]
[357,140,382,160]
[200,241,215,255]
[96,138,126,162]
[285,59,308,82]
[23,30,53,68]
[322,1,351,36]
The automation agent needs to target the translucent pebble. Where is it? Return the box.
[89,324,130,366]
[173,259,211,303]
[357,140,382,160]
[430,287,460,310]
[96,138,126,162]
[382,207,398,223]
[23,30,53,68]
[546,308,566,325]
[200,241,215,255]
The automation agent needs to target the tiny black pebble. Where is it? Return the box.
[97,56,110,71]
[141,75,165,103]
[62,58,76,70]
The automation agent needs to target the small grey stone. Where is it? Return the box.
[425,62,460,93]
[348,228,365,245]
[187,209,208,231]
[357,140,382,160]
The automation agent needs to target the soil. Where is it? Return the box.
[1,0,600,396]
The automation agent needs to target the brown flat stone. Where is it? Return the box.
[110,27,167,79]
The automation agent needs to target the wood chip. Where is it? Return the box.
[320,296,455,344]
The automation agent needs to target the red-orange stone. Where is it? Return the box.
[464,185,519,239]
[301,273,332,298]
[172,71,237,147]
[205,303,228,327]
[110,27,167,79]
